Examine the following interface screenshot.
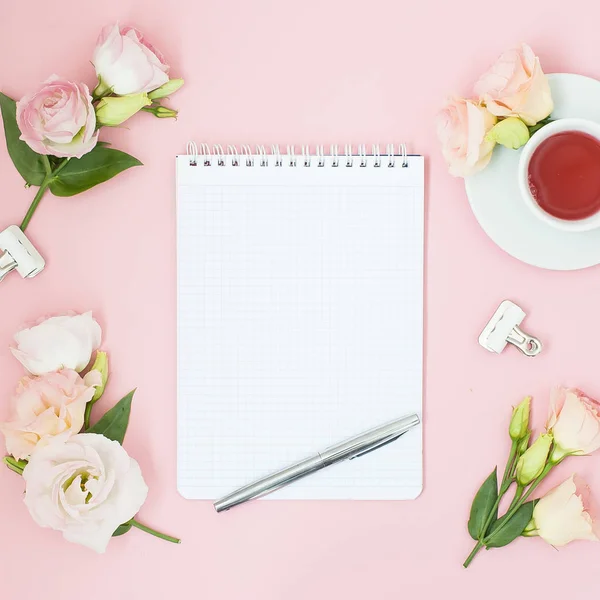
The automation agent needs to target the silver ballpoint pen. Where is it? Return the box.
[214,413,420,512]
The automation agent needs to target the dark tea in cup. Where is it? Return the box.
[528,131,600,221]
[518,118,600,232]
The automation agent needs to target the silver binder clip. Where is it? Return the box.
[0,225,45,283]
[479,300,542,357]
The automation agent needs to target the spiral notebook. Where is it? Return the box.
[177,143,424,500]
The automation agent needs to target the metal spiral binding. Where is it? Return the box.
[358,144,367,167]
[331,144,339,167]
[344,144,353,167]
[287,145,297,167]
[302,145,311,167]
[372,144,381,167]
[386,144,395,167]
[215,144,225,166]
[187,141,198,166]
[257,145,267,166]
[316,145,325,167]
[242,145,253,166]
[186,142,410,167]
[200,143,210,166]
[227,145,239,166]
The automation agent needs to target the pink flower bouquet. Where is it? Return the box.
[437,43,553,177]
[464,388,600,568]
[0,23,184,231]
[1,312,179,553]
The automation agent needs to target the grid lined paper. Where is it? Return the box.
[177,153,424,500]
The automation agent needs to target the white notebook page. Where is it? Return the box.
[177,153,424,500]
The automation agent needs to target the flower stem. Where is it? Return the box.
[130,519,181,544]
[463,541,483,568]
[477,440,518,541]
[507,485,524,512]
[20,184,49,232]
[483,464,553,545]
[528,117,553,136]
[501,440,518,489]
[92,77,113,100]
[464,441,519,569]
[83,403,93,431]
[20,158,70,232]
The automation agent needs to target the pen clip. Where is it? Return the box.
[349,432,407,460]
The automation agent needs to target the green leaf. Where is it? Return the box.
[0,93,46,186]
[486,501,535,548]
[3,455,28,475]
[468,468,498,540]
[87,389,135,445]
[528,116,553,136]
[48,146,142,197]
[113,521,133,537]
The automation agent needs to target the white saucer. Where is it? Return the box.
[465,73,600,270]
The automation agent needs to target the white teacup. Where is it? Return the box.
[518,117,600,232]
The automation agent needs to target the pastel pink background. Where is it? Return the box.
[1,1,600,598]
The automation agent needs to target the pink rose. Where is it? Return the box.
[529,475,599,547]
[0,369,101,460]
[93,23,169,95]
[474,43,553,126]
[16,76,98,158]
[547,387,600,461]
[436,97,497,177]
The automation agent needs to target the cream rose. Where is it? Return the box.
[529,475,598,547]
[0,369,100,460]
[474,43,553,126]
[11,312,102,376]
[547,387,600,461]
[436,97,497,177]
[23,433,148,553]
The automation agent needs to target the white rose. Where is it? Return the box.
[23,433,148,553]
[93,23,169,95]
[11,312,101,376]
[529,475,598,547]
